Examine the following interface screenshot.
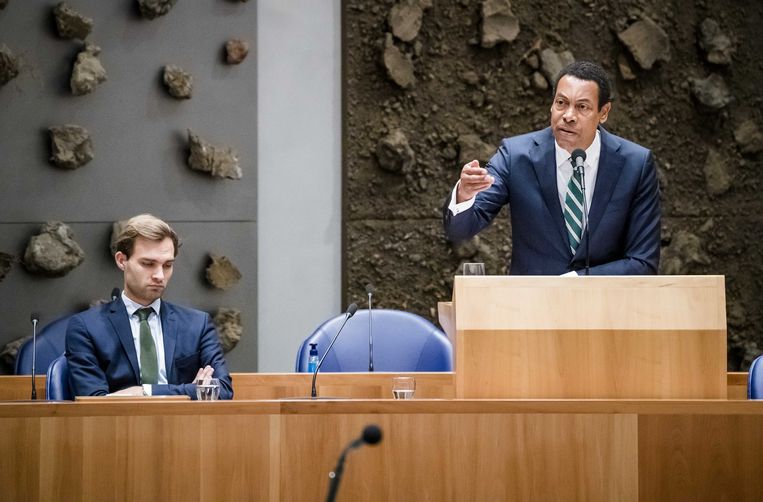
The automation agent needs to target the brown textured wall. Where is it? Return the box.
[343,0,763,370]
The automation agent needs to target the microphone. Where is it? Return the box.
[326,424,383,502]
[571,148,590,275]
[311,303,358,398]
[30,312,40,400]
[110,287,120,301]
[365,284,375,372]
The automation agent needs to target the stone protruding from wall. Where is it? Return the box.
[205,253,242,290]
[70,43,107,96]
[225,39,249,65]
[213,308,242,353]
[703,148,732,196]
[617,53,637,81]
[0,44,20,86]
[480,0,520,48]
[690,73,731,109]
[0,335,28,367]
[163,65,193,99]
[49,124,94,169]
[0,252,13,282]
[187,130,243,180]
[617,18,671,70]
[458,134,494,166]
[376,129,414,174]
[388,0,424,42]
[109,220,126,255]
[382,33,415,89]
[137,0,177,20]
[539,48,574,84]
[734,120,763,155]
[698,19,734,65]
[54,2,94,40]
[660,230,710,275]
[23,222,85,277]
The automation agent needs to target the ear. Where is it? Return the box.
[114,251,127,271]
[598,102,612,124]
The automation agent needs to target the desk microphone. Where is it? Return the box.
[571,148,590,275]
[326,424,383,502]
[365,284,375,371]
[30,312,40,400]
[311,303,358,398]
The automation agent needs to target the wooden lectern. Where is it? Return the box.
[439,275,727,399]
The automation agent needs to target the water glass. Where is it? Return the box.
[392,376,415,399]
[196,378,221,401]
[462,262,486,275]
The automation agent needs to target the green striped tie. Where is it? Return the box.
[136,307,159,384]
[563,160,585,255]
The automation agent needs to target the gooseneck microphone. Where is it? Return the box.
[326,424,383,502]
[365,284,375,372]
[571,148,590,275]
[30,312,40,400]
[311,303,358,398]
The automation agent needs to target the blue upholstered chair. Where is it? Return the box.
[295,309,453,372]
[46,354,73,401]
[749,354,763,399]
[15,315,71,375]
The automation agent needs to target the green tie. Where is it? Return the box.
[136,307,159,385]
[563,160,585,255]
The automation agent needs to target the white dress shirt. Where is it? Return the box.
[122,293,168,394]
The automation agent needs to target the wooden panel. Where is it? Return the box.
[727,372,748,400]
[279,413,638,501]
[0,375,46,401]
[459,329,726,399]
[0,417,40,502]
[453,275,726,330]
[639,414,763,501]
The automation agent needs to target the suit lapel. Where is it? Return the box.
[161,301,177,378]
[530,128,568,245]
[584,127,624,246]
[108,300,140,381]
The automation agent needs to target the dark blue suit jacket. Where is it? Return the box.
[443,127,660,275]
[65,298,233,399]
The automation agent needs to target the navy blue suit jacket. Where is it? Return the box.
[65,298,233,399]
[443,127,660,275]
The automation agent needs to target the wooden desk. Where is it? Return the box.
[1,398,763,501]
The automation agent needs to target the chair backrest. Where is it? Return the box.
[749,355,763,399]
[46,354,73,401]
[295,309,453,372]
[15,315,71,375]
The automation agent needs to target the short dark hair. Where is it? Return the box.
[553,60,613,110]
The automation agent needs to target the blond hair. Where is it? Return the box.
[114,214,180,257]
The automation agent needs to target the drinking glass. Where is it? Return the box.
[392,376,416,399]
[462,262,486,275]
[196,377,221,401]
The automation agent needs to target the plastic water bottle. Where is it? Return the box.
[308,343,319,373]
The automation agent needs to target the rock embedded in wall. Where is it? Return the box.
[23,222,85,277]
[617,18,671,70]
[163,65,193,99]
[388,0,424,42]
[137,0,177,20]
[457,134,494,166]
[54,2,93,40]
[733,120,763,155]
[0,44,19,86]
[698,19,734,65]
[109,220,126,255]
[539,48,574,84]
[49,124,94,169]
[376,129,414,174]
[0,336,28,367]
[480,0,520,48]
[70,43,107,95]
[660,230,710,275]
[0,252,13,282]
[703,148,732,196]
[205,254,242,290]
[187,130,243,180]
[225,39,249,65]
[213,308,242,353]
[382,33,415,89]
[689,73,732,109]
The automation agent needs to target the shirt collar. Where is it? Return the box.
[554,129,601,169]
[121,292,162,318]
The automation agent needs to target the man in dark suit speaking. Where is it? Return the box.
[66,214,233,399]
[443,61,660,275]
